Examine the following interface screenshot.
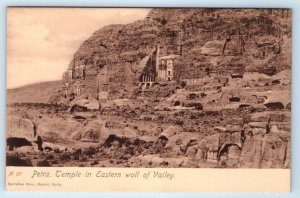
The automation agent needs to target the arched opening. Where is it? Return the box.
[264,102,284,110]
[140,83,146,90]
[70,93,75,100]
[217,143,241,159]
[168,77,171,81]
[173,100,181,106]
[146,83,150,89]
[272,79,280,85]
[158,135,168,141]
[139,75,144,82]
[157,136,168,147]
[69,104,88,113]
[229,96,240,102]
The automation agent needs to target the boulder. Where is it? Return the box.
[140,155,156,166]
[7,116,37,141]
[151,157,165,166]
[163,132,200,157]
[101,126,137,140]
[130,155,143,164]
[15,146,35,153]
[69,95,100,112]
[199,134,220,152]
[158,126,182,140]
[73,119,137,142]
[185,145,198,157]
[180,157,199,167]
[71,120,103,142]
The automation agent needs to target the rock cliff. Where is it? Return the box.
[57,8,291,102]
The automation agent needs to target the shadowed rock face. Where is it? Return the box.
[6,116,44,152]
[7,116,37,141]
[239,133,289,168]
[6,137,32,151]
[193,111,290,168]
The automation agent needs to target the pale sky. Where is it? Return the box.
[7,8,151,89]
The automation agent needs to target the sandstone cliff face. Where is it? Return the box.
[7,116,37,141]
[193,111,291,168]
[58,8,291,101]
[6,116,43,152]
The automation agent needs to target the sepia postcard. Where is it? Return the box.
[6,7,291,192]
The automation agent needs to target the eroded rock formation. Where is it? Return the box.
[56,8,291,103]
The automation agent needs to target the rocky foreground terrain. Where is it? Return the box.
[6,8,291,168]
[6,73,291,168]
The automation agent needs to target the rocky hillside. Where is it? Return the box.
[59,8,291,101]
[7,81,63,104]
